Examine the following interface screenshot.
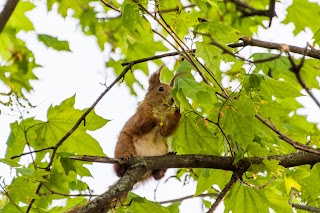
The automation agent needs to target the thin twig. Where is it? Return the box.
[26,182,44,212]
[121,51,183,66]
[238,172,282,189]
[255,114,320,155]
[286,51,320,109]
[291,203,320,212]
[228,37,320,60]
[159,193,218,204]
[152,29,186,59]
[70,155,120,164]
[42,184,98,197]
[11,146,55,159]
[207,175,238,213]
[194,57,230,99]
[195,31,282,64]
[134,0,211,86]
[225,0,277,20]
[158,4,196,14]
[100,0,121,13]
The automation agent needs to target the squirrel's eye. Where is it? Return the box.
[158,86,164,92]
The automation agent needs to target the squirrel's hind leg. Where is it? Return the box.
[114,133,136,177]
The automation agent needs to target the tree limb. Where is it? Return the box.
[228,37,320,60]
[72,152,320,212]
[78,165,148,213]
[71,152,320,170]
[0,0,19,33]
[291,203,320,212]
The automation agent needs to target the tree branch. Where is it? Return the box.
[225,0,277,23]
[71,152,320,171]
[121,51,182,66]
[207,175,237,213]
[78,165,148,213]
[0,0,19,34]
[100,0,121,13]
[286,51,320,109]
[228,37,320,60]
[41,184,98,197]
[255,114,320,155]
[158,4,196,14]
[71,151,320,212]
[291,203,320,212]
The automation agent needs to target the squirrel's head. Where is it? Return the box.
[146,65,175,107]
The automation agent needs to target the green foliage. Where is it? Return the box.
[195,169,232,196]
[2,0,320,212]
[0,1,37,97]
[283,0,320,35]
[1,96,108,211]
[224,182,292,213]
[38,34,71,51]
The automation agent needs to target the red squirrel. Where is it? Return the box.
[114,66,181,180]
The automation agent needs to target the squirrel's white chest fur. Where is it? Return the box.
[133,126,168,156]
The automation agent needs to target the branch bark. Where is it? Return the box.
[78,165,148,213]
[207,175,237,213]
[71,152,320,212]
[225,0,276,23]
[228,37,320,60]
[0,0,19,33]
[72,152,320,170]
[291,203,320,212]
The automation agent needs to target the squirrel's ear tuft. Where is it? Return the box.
[148,65,165,91]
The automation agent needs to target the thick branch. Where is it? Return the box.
[0,0,19,33]
[72,152,320,172]
[78,165,148,213]
[228,37,320,60]
[72,152,320,212]
[291,203,320,212]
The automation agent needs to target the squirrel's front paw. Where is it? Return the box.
[120,154,134,161]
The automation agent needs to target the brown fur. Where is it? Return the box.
[114,68,181,180]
